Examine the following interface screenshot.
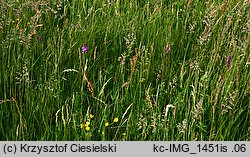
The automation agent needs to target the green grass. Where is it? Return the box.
[0,0,249,141]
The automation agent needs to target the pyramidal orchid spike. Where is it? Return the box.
[226,55,232,68]
[82,43,88,54]
[166,43,171,55]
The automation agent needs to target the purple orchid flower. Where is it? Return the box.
[226,55,232,68]
[82,43,88,54]
[166,43,171,55]
[37,34,43,43]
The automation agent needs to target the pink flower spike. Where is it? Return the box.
[166,43,171,55]
[82,43,88,54]
[226,55,232,68]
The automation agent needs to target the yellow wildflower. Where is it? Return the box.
[80,124,84,129]
[85,121,90,127]
[105,122,109,127]
[113,117,119,123]
[89,114,94,119]
[85,126,90,131]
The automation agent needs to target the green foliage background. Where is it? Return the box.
[0,0,249,140]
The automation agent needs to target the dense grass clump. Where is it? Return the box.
[0,0,249,140]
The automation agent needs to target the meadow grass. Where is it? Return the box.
[0,0,249,140]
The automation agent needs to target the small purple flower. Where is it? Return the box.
[82,43,88,54]
[166,43,171,55]
[226,55,232,68]
[37,34,43,43]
